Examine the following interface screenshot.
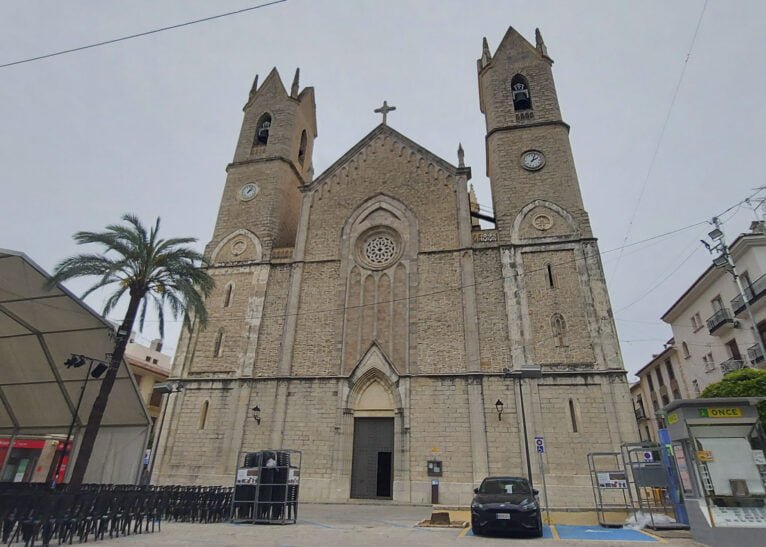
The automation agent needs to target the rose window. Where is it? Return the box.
[356,228,402,270]
[364,236,397,266]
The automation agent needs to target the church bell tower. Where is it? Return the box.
[478,28,622,371]
[478,27,592,244]
[206,68,317,261]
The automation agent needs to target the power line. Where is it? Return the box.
[0,0,288,69]
[608,0,709,285]
[114,217,712,324]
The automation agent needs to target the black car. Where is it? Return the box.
[471,476,543,537]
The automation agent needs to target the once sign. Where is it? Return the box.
[698,407,743,418]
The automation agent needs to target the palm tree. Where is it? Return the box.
[48,214,214,487]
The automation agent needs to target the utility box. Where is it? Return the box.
[427,460,443,477]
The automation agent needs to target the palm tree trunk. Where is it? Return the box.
[68,294,142,488]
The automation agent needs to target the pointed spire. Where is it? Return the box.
[249,74,259,99]
[469,184,479,210]
[481,37,492,67]
[469,184,480,228]
[535,28,549,58]
[457,143,465,168]
[291,68,300,98]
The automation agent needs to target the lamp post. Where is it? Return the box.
[503,366,543,489]
[52,354,108,489]
[703,218,766,364]
[147,381,183,482]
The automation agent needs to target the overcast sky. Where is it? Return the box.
[2,1,765,379]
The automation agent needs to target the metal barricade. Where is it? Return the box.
[587,451,634,527]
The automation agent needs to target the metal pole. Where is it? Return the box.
[52,360,93,489]
[518,378,534,489]
[538,451,550,525]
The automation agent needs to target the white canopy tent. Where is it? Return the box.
[0,248,151,484]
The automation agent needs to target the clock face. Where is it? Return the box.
[239,183,258,201]
[521,150,545,171]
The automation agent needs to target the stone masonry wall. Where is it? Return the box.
[473,248,512,372]
[291,262,342,376]
[304,134,460,262]
[522,249,596,365]
[415,252,466,374]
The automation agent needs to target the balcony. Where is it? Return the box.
[731,273,766,314]
[706,308,736,334]
[635,407,647,421]
[720,358,747,375]
[748,344,764,365]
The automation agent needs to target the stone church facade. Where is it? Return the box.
[154,27,638,507]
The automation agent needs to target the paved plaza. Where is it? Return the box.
[84,504,704,547]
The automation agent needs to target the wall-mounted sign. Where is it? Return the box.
[667,412,679,425]
[697,450,714,462]
[698,407,742,418]
[597,472,627,489]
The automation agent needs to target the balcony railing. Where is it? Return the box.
[706,308,736,334]
[635,407,646,420]
[731,272,766,313]
[747,344,764,365]
[720,358,747,375]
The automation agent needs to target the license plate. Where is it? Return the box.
[496,513,511,520]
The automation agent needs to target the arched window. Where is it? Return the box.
[213,329,224,357]
[551,313,567,347]
[199,401,209,430]
[681,341,690,359]
[255,113,271,146]
[298,130,307,166]
[223,283,233,308]
[568,399,578,432]
[511,74,532,111]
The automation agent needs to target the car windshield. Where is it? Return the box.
[479,478,530,495]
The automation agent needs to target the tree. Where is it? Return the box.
[701,368,766,430]
[48,214,214,487]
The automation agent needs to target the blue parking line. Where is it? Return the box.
[555,525,658,542]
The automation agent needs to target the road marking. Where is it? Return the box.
[459,526,471,538]
[639,529,667,543]
[550,525,560,540]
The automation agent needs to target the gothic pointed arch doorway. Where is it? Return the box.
[350,375,395,499]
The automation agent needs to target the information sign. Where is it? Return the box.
[534,436,545,454]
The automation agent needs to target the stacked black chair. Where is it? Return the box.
[0,483,232,545]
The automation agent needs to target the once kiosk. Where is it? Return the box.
[664,398,766,528]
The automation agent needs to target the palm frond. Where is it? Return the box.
[52,213,214,339]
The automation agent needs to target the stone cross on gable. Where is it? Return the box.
[374,100,396,125]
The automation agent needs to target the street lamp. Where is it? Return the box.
[146,381,184,482]
[703,217,766,364]
[502,366,543,489]
[495,400,504,421]
[251,405,262,425]
[52,354,108,488]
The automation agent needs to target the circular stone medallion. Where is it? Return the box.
[231,239,248,256]
[532,214,553,231]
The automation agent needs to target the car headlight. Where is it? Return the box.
[520,501,538,511]
[471,502,484,510]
